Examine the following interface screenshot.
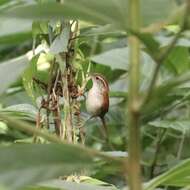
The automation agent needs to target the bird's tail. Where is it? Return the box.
[100,117,114,150]
[100,116,108,139]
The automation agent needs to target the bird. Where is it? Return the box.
[86,73,109,138]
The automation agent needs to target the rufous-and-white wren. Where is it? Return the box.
[86,73,109,137]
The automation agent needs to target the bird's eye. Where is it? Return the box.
[95,76,99,80]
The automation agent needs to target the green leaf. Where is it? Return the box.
[156,36,190,47]
[0,144,93,190]
[168,4,190,29]
[91,47,128,71]
[149,120,190,134]
[0,31,31,45]
[145,159,190,190]
[104,151,128,157]
[0,112,123,190]
[164,47,190,75]
[141,0,177,26]
[0,55,29,95]
[0,113,124,189]
[23,55,39,100]
[50,25,70,54]
[32,21,49,37]
[37,179,119,190]
[91,47,155,71]
[1,104,38,120]
[0,0,12,6]
[1,0,177,31]
[0,121,8,135]
[109,91,127,98]
[133,32,160,56]
[2,1,128,30]
[142,71,190,123]
[91,47,155,89]
[0,17,31,37]
[80,24,125,37]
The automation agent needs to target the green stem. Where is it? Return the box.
[127,0,142,190]
[142,29,182,106]
[142,0,190,106]
[150,129,166,178]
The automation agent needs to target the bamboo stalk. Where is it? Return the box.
[127,0,142,190]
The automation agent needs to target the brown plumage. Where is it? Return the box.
[86,73,109,138]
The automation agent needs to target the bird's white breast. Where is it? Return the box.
[86,85,104,116]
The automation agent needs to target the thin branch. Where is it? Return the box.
[150,129,167,178]
[177,131,185,160]
[142,1,190,106]
[142,30,183,106]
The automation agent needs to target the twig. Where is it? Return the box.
[56,21,74,142]
[142,1,190,107]
[177,132,185,160]
[46,59,55,130]
[150,129,167,178]
[142,30,183,106]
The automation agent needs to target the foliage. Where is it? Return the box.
[0,0,189,190]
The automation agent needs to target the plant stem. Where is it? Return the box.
[61,22,74,142]
[142,0,190,106]
[127,0,142,190]
[177,132,185,160]
[143,30,182,106]
[150,129,166,178]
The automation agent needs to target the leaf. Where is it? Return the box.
[0,17,31,37]
[0,113,124,190]
[0,121,8,135]
[32,21,49,37]
[104,151,128,157]
[0,55,29,95]
[83,62,125,84]
[109,91,127,98]
[23,55,39,100]
[91,47,156,90]
[156,36,190,48]
[1,104,38,120]
[164,47,190,75]
[91,47,155,71]
[133,32,160,56]
[149,120,190,134]
[91,48,128,71]
[145,159,190,190]
[0,0,11,6]
[50,25,70,54]
[0,144,93,190]
[80,24,125,37]
[2,1,128,30]
[4,104,38,116]
[37,179,119,190]
[142,71,190,123]
[141,0,177,26]
[0,31,31,45]
[168,4,190,29]
[0,112,123,190]
[2,0,177,31]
